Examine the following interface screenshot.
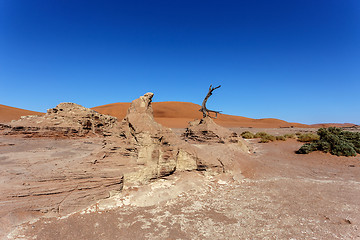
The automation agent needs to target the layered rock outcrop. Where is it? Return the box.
[119,92,201,184]
[182,117,250,153]
[0,93,251,227]
[8,172,123,215]
[0,94,250,184]
[1,103,118,137]
[0,136,124,234]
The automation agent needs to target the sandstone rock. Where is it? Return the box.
[0,93,254,237]
[120,93,204,184]
[183,117,249,153]
[7,173,123,215]
[0,136,126,235]
[2,102,118,137]
[176,149,199,171]
[0,94,250,219]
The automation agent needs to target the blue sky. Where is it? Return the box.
[1,0,359,124]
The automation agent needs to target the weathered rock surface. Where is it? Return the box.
[0,93,252,238]
[119,92,203,184]
[7,173,123,214]
[0,94,250,186]
[0,137,124,237]
[183,116,250,153]
[1,103,118,137]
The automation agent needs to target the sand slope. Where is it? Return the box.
[3,102,355,128]
[0,104,44,123]
[92,101,309,128]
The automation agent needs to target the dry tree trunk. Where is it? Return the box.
[199,85,221,118]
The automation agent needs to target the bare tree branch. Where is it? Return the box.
[199,85,222,118]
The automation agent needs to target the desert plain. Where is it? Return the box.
[0,94,359,240]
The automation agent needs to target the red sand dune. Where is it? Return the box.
[92,102,310,128]
[0,104,44,123]
[2,102,355,128]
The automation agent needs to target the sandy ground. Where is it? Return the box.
[1,128,359,239]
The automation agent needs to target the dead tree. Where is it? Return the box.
[199,85,221,118]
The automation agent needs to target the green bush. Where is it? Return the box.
[241,131,255,139]
[296,142,318,154]
[296,127,360,156]
[297,133,320,142]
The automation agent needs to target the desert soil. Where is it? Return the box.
[1,128,360,239]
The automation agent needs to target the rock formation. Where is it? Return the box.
[119,92,202,184]
[0,92,251,225]
[8,172,124,215]
[0,102,118,137]
[182,117,250,153]
[0,94,250,183]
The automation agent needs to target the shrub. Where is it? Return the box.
[241,131,255,139]
[250,132,279,143]
[296,127,360,156]
[284,133,296,139]
[254,132,268,138]
[297,133,320,142]
[276,135,286,141]
[259,134,276,143]
[250,132,289,143]
[296,142,318,154]
[259,138,270,143]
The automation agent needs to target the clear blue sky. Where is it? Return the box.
[1,0,359,124]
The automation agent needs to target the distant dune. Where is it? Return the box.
[2,102,355,128]
[0,104,44,123]
[92,101,310,128]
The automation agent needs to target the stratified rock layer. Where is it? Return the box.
[0,136,124,237]
[1,102,118,137]
[183,117,250,153]
[119,92,202,184]
[0,93,251,235]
